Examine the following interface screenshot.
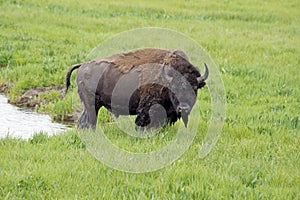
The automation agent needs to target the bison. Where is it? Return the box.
[65,48,208,129]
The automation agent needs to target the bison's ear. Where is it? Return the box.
[161,64,173,83]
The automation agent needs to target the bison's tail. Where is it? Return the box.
[65,63,81,94]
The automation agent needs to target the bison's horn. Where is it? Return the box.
[161,63,173,83]
[197,63,209,83]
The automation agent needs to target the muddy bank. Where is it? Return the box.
[0,83,79,123]
[0,83,64,107]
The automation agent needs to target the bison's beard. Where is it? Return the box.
[181,112,189,127]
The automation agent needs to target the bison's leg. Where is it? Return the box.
[166,108,180,125]
[78,108,89,128]
[135,100,168,129]
[77,105,97,128]
[135,108,151,128]
[77,82,98,128]
[135,95,151,128]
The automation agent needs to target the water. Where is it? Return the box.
[0,94,69,139]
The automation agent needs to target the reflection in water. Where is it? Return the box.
[0,94,68,139]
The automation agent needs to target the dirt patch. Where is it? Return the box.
[9,86,65,107]
[0,83,66,107]
[52,112,80,123]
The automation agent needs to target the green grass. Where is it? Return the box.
[0,0,299,199]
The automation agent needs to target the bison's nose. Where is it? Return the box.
[177,103,190,127]
[177,103,191,113]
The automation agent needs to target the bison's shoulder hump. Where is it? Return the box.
[90,48,173,74]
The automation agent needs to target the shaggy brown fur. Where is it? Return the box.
[90,48,183,74]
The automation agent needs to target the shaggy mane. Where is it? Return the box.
[91,48,184,73]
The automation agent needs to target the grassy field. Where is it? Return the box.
[0,0,299,199]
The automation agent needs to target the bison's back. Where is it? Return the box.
[91,48,173,73]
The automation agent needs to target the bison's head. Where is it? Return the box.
[161,63,209,127]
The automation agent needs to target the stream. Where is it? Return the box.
[0,94,69,139]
